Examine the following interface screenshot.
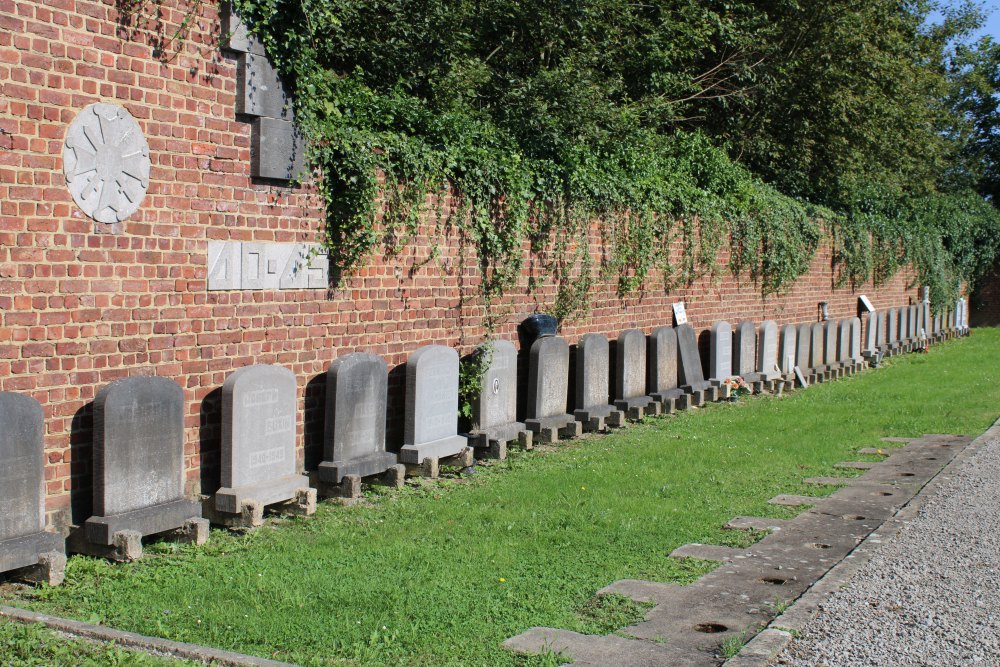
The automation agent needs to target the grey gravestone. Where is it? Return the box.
[956,299,964,332]
[756,321,780,381]
[849,317,863,364]
[216,365,309,514]
[796,323,812,371]
[886,308,899,345]
[676,324,713,404]
[708,321,733,384]
[525,337,580,440]
[922,303,931,337]
[236,53,294,120]
[899,308,910,342]
[320,353,397,482]
[875,311,887,350]
[0,393,64,578]
[823,320,838,368]
[467,341,527,449]
[733,320,758,380]
[908,306,918,341]
[614,329,657,416]
[648,326,683,404]
[864,312,878,356]
[85,377,202,546]
[252,118,306,181]
[221,2,267,55]
[809,323,825,370]
[778,324,797,375]
[574,334,621,427]
[837,320,851,364]
[400,346,468,464]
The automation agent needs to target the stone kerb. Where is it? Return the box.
[468,340,531,458]
[525,336,582,443]
[78,377,207,561]
[613,329,660,420]
[400,346,469,464]
[0,392,66,585]
[648,326,682,411]
[213,365,314,525]
[574,334,623,431]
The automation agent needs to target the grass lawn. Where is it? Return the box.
[5,330,999,666]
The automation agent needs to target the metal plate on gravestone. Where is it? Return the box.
[823,321,838,365]
[576,334,610,411]
[810,323,825,368]
[757,321,779,378]
[476,340,519,432]
[251,117,306,181]
[527,336,570,419]
[222,365,297,490]
[93,377,185,516]
[837,320,851,361]
[236,53,293,120]
[403,345,463,448]
[648,326,678,393]
[779,324,797,374]
[322,352,394,482]
[709,321,733,381]
[675,324,706,387]
[796,324,812,369]
[0,393,45,540]
[616,329,647,400]
[850,317,863,361]
[733,320,756,375]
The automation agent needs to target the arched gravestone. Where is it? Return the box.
[400,346,469,464]
[908,305,918,343]
[756,321,780,381]
[215,365,314,524]
[837,320,851,368]
[886,307,899,348]
[708,321,733,385]
[614,329,659,418]
[778,324,797,375]
[525,337,582,443]
[467,340,531,456]
[0,393,65,585]
[733,320,758,381]
[648,326,682,410]
[80,377,207,560]
[320,353,401,487]
[809,323,825,371]
[899,308,910,344]
[574,334,622,431]
[795,323,812,371]
[849,317,863,366]
[676,324,714,405]
[864,312,878,357]
[822,320,839,372]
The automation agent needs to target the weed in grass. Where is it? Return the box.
[0,620,197,666]
[771,597,793,615]
[576,594,653,634]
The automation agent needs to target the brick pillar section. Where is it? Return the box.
[0,0,921,530]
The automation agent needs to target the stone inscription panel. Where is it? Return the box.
[207,241,328,291]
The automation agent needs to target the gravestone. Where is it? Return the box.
[809,323,825,372]
[676,324,714,405]
[837,319,851,363]
[733,320,759,381]
[778,324,797,376]
[908,305,918,343]
[823,320,839,373]
[864,312,878,358]
[648,326,682,411]
[400,346,469,464]
[0,393,65,584]
[467,341,531,456]
[320,353,399,483]
[708,321,733,385]
[757,321,780,381]
[849,317,863,366]
[796,323,812,374]
[614,329,659,419]
[236,53,294,120]
[525,337,582,442]
[899,308,910,344]
[886,307,899,348]
[80,377,206,560]
[213,365,314,524]
[922,303,931,339]
[956,299,965,333]
[574,334,622,431]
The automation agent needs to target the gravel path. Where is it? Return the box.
[776,431,1000,667]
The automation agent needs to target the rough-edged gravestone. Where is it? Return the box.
[796,323,812,371]
[779,324,797,375]
[320,353,398,483]
[82,377,206,559]
[733,320,758,381]
[708,321,733,385]
[525,336,580,442]
[614,329,658,418]
[757,321,780,381]
[849,317,863,365]
[467,341,530,455]
[215,365,312,521]
[648,326,682,408]
[809,323,825,371]
[0,393,65,584]
[676,324,713,405]
[574,334,622,430]
[400,346,468,464]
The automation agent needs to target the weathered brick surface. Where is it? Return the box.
[1,0,921,529]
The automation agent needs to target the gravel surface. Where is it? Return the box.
[776,433,1000,667]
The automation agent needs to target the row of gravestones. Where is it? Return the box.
[0,301,970,584]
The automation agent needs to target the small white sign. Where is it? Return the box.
[672,302,688,325]
[858,295,875,313]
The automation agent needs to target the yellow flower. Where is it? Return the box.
[499,578,506,583]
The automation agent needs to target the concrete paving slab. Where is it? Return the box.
[670,544,746,562]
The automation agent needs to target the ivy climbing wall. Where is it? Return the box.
[0,0,919,529]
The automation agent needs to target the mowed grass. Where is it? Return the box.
[7,330,1000,666]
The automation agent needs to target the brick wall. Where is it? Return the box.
[971,267,1000,327]
[1,0,921,530]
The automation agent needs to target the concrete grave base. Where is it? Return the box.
[17,551,66,587]
[215,474,312,514]
[82,498,204,547]
[403,446,475,478]
[614,396,662,421]
[574,404,625,432]
[70,516,208,562]
[399,434,468,464]
[467,421,532,459]
[526,414,582,443]
[0,531,65,576]
[318,452,399,485]
[206,485,316,528]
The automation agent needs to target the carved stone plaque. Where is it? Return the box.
[207,241,328,290]
[63,103,150,224]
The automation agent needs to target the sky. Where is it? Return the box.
[928,1,1000,41]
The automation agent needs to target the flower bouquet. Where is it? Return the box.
[722,376,751,401]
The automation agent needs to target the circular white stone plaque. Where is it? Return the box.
[63,103,150,224]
